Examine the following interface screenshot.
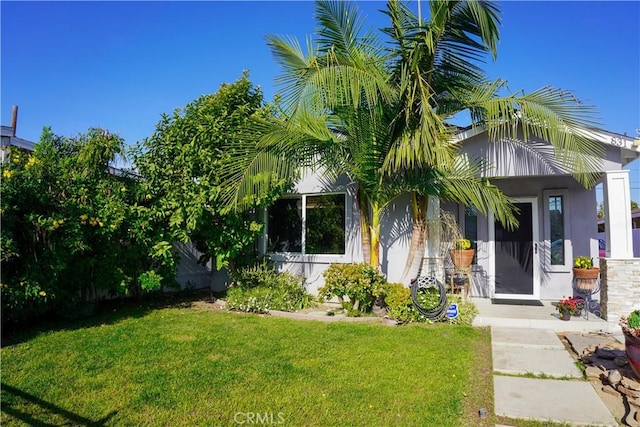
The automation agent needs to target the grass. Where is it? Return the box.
[1,301,491,426]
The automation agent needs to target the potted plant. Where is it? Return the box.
[572,297,585,317]
[450,238,475,269]
[620,309,640,379]
[572,256,600,291]
[556,297,578,321]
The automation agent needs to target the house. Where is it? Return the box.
[262,126,640,322]
[598,209,640,257]
[1,107,35,163]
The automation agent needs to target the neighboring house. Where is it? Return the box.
[598,209,640,257]
[263,126,640,304]
[1,128,35,164]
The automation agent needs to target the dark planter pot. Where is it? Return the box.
[572,309,582,317]
[625,332,640,379]
[560,311,571,321]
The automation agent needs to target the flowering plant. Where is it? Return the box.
[556,297,580,315]
[620,309,640,338]
[453,238,471,250]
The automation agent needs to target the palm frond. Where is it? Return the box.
[465,85,604,186]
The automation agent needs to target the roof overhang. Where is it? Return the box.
[453,125,640,166]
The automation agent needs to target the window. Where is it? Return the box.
[548,196,565,265]
[464,206,478,264]
[543,189,571,271]
[267,194,346,255]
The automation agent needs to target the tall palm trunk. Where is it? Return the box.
[369,201,383,269]
[357,188,371,265]
[400,193,429,283]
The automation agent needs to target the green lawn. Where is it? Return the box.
[1,302,491,426]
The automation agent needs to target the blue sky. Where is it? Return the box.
[1,1,639,201]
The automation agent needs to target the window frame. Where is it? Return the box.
[458,204,478,265]
[543,189,572,272]
[265,192,347,256]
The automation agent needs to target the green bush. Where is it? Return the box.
[225,262,315,313]
[1,128,175,325]
[383,283,422,323]
[382,284,478,325]
[442,295,478,326]
[319,263,387,316]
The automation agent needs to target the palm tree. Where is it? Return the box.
[221,0,603,275]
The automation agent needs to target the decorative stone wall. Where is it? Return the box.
[600,258,640,323]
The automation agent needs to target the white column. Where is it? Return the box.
[603,169,633,259]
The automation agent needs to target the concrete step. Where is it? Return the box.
[493,346,582,378]
[491,327,565,350]
[494,375,617,426]
[474,315,617,333]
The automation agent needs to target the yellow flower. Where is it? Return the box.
[39,291,46,297]
[145,194,152,200]
[120,186,126,192]
[12,155,20,163]
[80,214,89,221]
[53,220,60,229]
[25,157,39,169]
[3,169,14,179]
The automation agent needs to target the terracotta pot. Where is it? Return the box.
[625,331,640,379]
[573,267,600,291]
[560,311,571,321]
[450,249,475,269]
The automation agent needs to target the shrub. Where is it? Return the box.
[226,262,315,313]
[382,284,478,326]
[319,263,387,316]
[383,283,422,323]
[1,128,175,325]
[225,287,272,313]
[442,295,478,326]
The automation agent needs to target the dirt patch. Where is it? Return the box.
[560,331,640,426]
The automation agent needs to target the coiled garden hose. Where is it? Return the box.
[410,276,448,320]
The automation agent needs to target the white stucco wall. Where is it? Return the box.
[443,175,599,300]
[266,169,414,293]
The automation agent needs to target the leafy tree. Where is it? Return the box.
[220,1,603,277]
[1,127,172,323]
[598,200,639,219]
[132,73,288,276]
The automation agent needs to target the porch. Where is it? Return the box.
[471,297,621,334]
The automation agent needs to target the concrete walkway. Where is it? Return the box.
[492,326,618,426]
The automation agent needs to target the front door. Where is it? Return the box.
[492,197,540,299]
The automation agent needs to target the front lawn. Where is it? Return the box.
[1,303,491,426]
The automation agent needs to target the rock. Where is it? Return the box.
[629,397,640,409]
[596,346,620,360]
[618,385,640,398]
[586,366,605,380]
[623,377,640,391]
[624,408,640,427]
[608,370,623,386]
[615,356,629,367]
[602,385,621,397]
[381,317,399,326]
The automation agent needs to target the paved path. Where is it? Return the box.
[492,326,617,426]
